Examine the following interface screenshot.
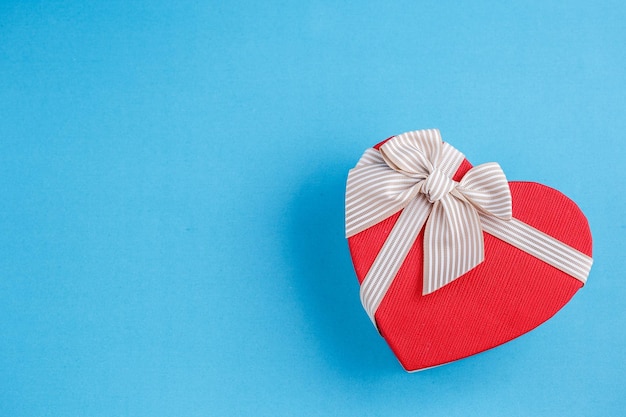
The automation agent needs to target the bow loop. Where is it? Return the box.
[379,130,440,177]
[457,162,512,220]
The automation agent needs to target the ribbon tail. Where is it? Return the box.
[345,151,423,238]
[423,195,485,294]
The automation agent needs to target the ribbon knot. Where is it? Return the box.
[420,168,456,203]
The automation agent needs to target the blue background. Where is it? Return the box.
[1,1,625,416]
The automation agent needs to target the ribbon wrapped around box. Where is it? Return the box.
[345,129,593,371]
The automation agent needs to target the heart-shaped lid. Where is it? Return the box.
[345,129,593,371]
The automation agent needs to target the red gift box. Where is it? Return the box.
[345,129,593,371]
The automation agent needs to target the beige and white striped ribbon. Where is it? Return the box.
[345,129,593,326]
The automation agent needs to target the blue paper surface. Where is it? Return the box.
[1,1,624,416]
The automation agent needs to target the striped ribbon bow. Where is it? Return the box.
[346,130,512,296]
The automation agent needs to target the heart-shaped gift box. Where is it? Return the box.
[345,129,593,371]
